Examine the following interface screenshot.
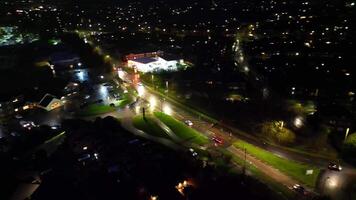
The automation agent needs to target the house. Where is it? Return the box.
[37,94,63,111]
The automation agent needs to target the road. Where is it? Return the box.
[116,68,356,199]
[117,69,307,191]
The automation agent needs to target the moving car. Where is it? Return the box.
[184,120,193,126]
[23,176,41,184]
[15,114,23,119]
[292,184,307,195]
[212,136,224,145]
[328,162,342,171]
[19,121,37,130]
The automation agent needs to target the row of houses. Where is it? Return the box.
[0,94,63,118]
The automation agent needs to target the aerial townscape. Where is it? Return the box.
[0,0,355,200]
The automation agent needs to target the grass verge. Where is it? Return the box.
[132,115,170,139]
[220,149,294,200]
[114,93,133,108]
[154,112,209,145]
[77,104,116,116]
[234,140,320,188]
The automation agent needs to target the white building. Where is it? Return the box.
[37,94,63,111]
[127,56,184,73]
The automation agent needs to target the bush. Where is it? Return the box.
[261,121,296,144]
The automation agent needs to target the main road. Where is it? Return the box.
[116,66,356,200]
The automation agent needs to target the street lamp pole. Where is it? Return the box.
[280,121,284,129]
[165,81,169,93]
[345,128,350,141]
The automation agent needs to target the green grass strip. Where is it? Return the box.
[133,115,170,139]
[234,140,320,188]
[154,112,209,145]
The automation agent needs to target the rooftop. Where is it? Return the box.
[38,94,56,107]
[130,57,157,64]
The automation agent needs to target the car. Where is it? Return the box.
[23,176,41,184]
[188,148,198,157]
[328,162,342,171]
[15,114,23,119]
[51,125,61,130]
[212,136,224,145]
[19,121,36,130]
[80,102,89,109]
[292,184,306,195]
[184,120,193,126]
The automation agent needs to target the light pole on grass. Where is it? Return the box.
[345,128,350,141]
[165,81,169,93]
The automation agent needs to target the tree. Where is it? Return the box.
[261,121,296,144]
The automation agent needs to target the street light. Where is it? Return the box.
[163,104,172,115]
[137,85,145,97]
[150,195,158,200]
[345,128,350,141]
[135,105,141,114]
[149,96,157,111]
[294,116,303,128]
[165,81,169,93]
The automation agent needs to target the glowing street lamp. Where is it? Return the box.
[163,104,172,115]
[175,180,191,196]
[165,81,169,93]
[135,105,141,114]
[150,195,158,200]
[294,116,303,128]
[137,85,145,97]
[345,128,350,141]
[149,96,157,111]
